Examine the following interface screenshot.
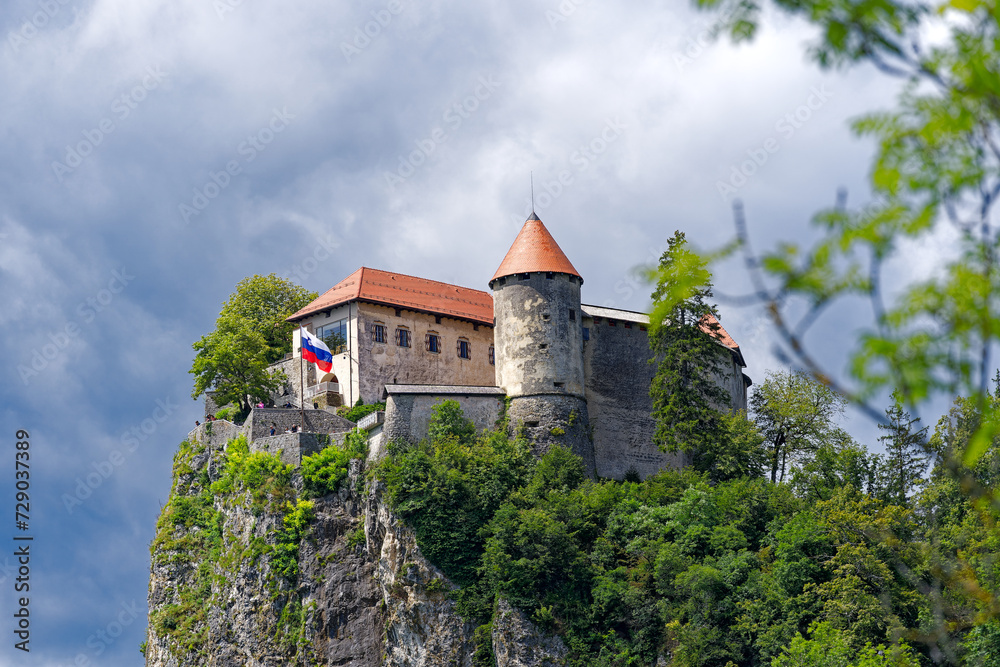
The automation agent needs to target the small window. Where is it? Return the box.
[426,332,440,353]
[372,322,387,343]
[489,345,495,365]
[497,277,507,286]
[569,309,576,321]
[608,319,617,327]
[554,382,564,388]
[546,272,554,280]
[457,338,471,359]
[583,327,590,341]
[639,325,647,332]
[593,317,602,324]
[519,272,530,281]
[395,327,411,348]
[624,322,632,329]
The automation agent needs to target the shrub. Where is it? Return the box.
[301,429,368,498]
[343,401,385,423]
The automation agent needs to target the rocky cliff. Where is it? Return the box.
[144,425,566,667]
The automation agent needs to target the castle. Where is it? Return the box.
[278,213,751,480]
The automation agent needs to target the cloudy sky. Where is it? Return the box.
[0,0,923,664]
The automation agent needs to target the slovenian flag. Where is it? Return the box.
[300,328,333,373]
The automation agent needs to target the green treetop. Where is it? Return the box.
[190,274,317,415]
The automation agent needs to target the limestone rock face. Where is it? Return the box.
[491,599,568,667]
[145,435,485,667]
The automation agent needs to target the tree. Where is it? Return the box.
[876,395,929,505]
[648,231,734,475]
[190,275,317,414]
[750,370,849,483]
[215,274,317,363]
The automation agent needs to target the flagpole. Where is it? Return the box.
[299,327,306,433]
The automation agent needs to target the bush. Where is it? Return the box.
[343,402,385,423]
[301,429,368,498]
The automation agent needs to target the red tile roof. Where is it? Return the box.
[287,267,494,326]
[701,313,745,367]
[490,213,582,284]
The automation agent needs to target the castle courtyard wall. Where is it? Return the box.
[380,386,505,452]
[582,314,687,480]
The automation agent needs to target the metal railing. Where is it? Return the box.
[357,410,385,431]
[306,382,340,398]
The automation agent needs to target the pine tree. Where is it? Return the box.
[876,394,929,505]
[648,231,732,476]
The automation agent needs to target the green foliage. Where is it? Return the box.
[209,435,294,513]
[213,406,241,423]
[301,429,368,498]
[271,499,314,580]
[648,232,733,474]
[428,399,477,444]
[750,370,850,484]
[377,405,1000,666]
[190,274,315,413]
[342,401,385,423]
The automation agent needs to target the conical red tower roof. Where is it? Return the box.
[490,213,582,286]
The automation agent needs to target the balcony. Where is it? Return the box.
[306,382,340,398]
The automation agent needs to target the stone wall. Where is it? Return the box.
[381,387,505,451]
[356,302,497,404]
[242,407,355,441]
[250,432,349,466]
[506,394,596,478]
[493,272,585,398]
[582,315,686,480]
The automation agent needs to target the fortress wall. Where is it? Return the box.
[506,394,595,478]
[356,303,496,404]
[582,316,686,480]
[242,407,355,441]
[381,391,505,448]
[249,432,349,466]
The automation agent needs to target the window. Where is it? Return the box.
[624,322,632,329]
[639,324,648,332]
[395,327,411,348]
[317,318,348,353]
[489,345,495,365]
[457,338,471,359]
[519,272,530,281]
[546,272,554,280]
[569,308,576,321]
[372,322,387,344]
[583,327,590,340]
[609,319,617,327]
[426,332,440,353]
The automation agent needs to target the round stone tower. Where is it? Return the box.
[489,212,595,475]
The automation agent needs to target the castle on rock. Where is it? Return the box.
[282,214,751,480]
